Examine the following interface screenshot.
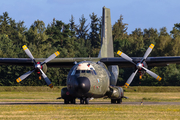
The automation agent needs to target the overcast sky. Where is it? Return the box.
[0,0,179,34]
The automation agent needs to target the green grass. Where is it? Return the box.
[0,91,180,102]
[0,104,180,120]
[124,92,180,102]
[123,86,180,92]
[0,86,64,92]
[1,86,180,92]
[0,86,180,102]
[0,92,62,102]
[0,86,180,119]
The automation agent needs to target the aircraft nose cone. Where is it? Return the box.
[76,77,90,94]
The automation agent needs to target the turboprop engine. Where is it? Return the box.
[117,44,162,88]
[16,45,60,88]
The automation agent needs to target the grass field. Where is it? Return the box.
[0,86,180,119]
[1,92,180,103]
[0,86,180,102]
[0,104,180,119]
[1,86,180,92]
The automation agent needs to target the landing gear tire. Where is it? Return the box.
[80,98,89,104]
[117,98,122,104]
[111,98,122,104]
[80,98,84,104]
[70,99,76,104]
[85,98,89,104]
[64,99,69,104]
[111,99,116,104]
[64,99,76,104]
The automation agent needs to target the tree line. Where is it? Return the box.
[0,12,180,86]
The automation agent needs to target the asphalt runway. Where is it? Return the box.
[0,102,180,105]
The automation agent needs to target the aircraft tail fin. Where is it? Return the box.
[98,7,114,58]
[98,7,119,86]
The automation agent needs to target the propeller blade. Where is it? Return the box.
[140,44,154,63]
[142,67,162,81]
[22,45,36,64]
[16,69,35,83]
[41,51,60,65]
[124,69,138,88]
[117,50,136,65]
[39,69,53,88]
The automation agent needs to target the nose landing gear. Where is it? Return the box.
[64,98,76,104]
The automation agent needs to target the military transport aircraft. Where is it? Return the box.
[1,7,180,104]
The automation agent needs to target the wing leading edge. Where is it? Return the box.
[0,58,100,68]
[100,56,180,67]
[0,56,180,68]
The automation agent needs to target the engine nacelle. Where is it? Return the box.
[108,65,119,85]
[35,63,47,74]
[105,86,124,99]
[35,63,47,80]
[137,61,148,76]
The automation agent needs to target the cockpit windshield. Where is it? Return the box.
[71,63,97,75]
[75,70,97,75]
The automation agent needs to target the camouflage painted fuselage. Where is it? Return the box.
[67,61,110,98]
[61,7,124,104]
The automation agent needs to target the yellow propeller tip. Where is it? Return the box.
[22,45,26,48]
[117,50,122,56]
[151,44,154,47]
[54,51,60,56]
[124,83,129,88]
[159,77,162,81]
[156,76,162,81]
[16,78,21,83]
[16,79,19,83]
[22,45,28,50]
[149,44,155,49]
[57,51,60,55]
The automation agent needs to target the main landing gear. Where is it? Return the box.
[111,98,122,104]
[80,98,89,104]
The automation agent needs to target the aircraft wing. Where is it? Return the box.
[100,56,180,68]
[0,58,101,68]
[0,56,180,68]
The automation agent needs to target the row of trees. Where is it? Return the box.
[0,12,180,86]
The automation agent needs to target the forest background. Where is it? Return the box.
[0,12,180,86]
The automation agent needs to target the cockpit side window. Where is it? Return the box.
[81,70,85,73]
[76,70,80,74]
[74,70,97,75]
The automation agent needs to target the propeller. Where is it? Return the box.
[117,44,162,88]
[16,45,60,88]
